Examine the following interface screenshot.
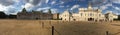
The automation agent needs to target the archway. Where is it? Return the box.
[36,18,39,20]
[88,18,94,21]
[73,19,76,21]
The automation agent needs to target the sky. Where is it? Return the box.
[0,0,120,15]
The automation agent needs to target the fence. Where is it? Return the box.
[39,21,120,35]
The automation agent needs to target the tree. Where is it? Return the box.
[22,8,27,13]
[0,11,7,18]
[118,15,120,20]
[48,9,52,14]
[8,14,17,19]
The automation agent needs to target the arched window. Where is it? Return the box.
[90,13,92,16]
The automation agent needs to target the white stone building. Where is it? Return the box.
[59,10,71,21]
[59,3,118,21]
[105,11,118,21]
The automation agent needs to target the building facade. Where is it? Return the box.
[53,13,59,20]
[17,8,54,20]
[59,10,71,21]
[60,4,118,21]
[105,11,118,21]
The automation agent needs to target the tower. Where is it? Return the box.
[88,3,92,10]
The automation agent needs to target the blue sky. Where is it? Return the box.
[0,0,120,15]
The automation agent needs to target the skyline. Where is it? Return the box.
[0,0,120,15]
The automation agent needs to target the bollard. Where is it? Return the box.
[49,21,52,25]
[42,22,44,28]
[106,31,109,35]
[52,26,54,35]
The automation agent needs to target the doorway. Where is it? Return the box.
[88,18,94,21]
[73,19,76,21]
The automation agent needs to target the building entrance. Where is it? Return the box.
[88,18,94,21]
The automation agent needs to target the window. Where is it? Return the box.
[65,15,66,16]
[90,13,92,16]
[73,19,76,21]
[85,13,86,16]
[81,13,83,16]
[99,14,101,16]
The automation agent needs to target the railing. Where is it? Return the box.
[41,21,61,35]
[40,21,120,35]
[51,26,61,35]
[106,31,120,35]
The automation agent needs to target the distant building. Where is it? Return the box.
[8,14,17,19]
[53,13,59,20]
[17,8,54,20]
[59,10,71,21]
[59,3,118,21]
[105,11,118,21]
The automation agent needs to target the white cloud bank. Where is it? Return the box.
[111,0,120,4]
[70,5,80,10]
[100,3,112,10]
[36,7,51,11]
[51,1,56,5]
[0,4,7,11]
[46,0,49,3]
[24,3,34,9]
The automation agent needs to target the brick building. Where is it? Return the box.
[17,8,54,20]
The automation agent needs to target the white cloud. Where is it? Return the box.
[0,0,15,6]
[51,9,58,14]
[67,5,70,7]
[93,7,98,10]
[112,0,120,4]
[51,1,56,5]
[100,5,108,10]
[105,3,112,6]
[43,10,48,13]
[24,0,41,5]
[60,1,64,4]
[46,0,49,3]
[91,0,108,6]
[107,6,120,15]
[105,11,113,14]
[115,12,120,15]
[42,8,58,14]
[29,0,34,3]
[100,3,112,10]
[24,3,34,9]
[70,5,80,10]
[13,0,19,2]
[5,5,19,14]
[36,7,51,11]
[115,7,120,10]
[0,4,7,11]
[37,7,58,14]
[0,4,19,14]
[59,6,64,8]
